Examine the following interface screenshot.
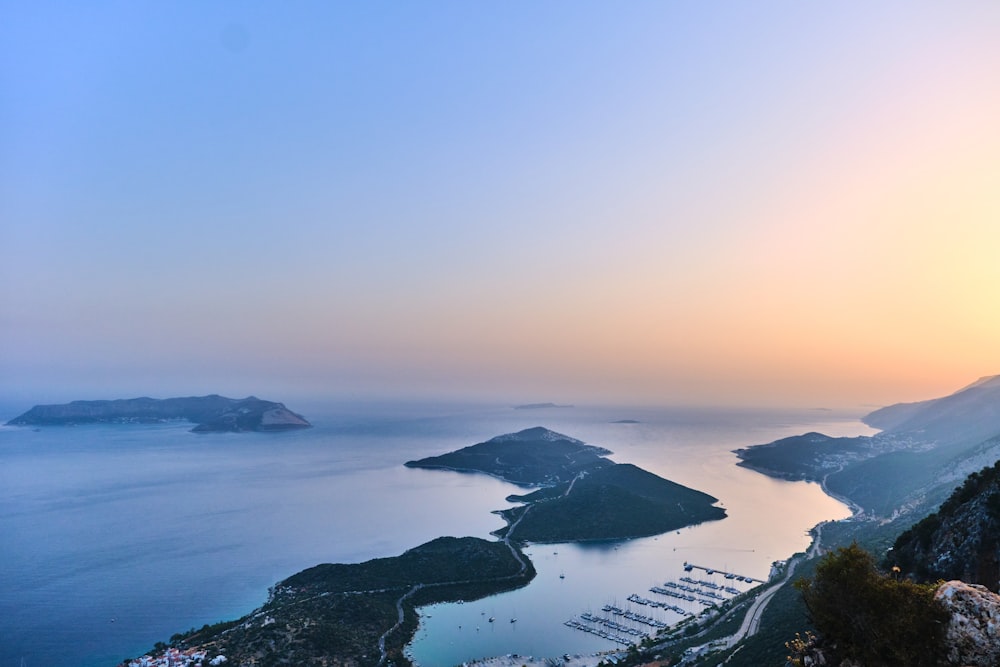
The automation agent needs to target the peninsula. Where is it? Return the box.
[734,375,1000,518]
[120,536,533,667]
[407,426,726,542]
[131,427,723,667]
[6,395,312,433]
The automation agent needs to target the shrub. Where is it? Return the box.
[795,543,947,667]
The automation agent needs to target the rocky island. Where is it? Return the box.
[6,395,312,433]
[407,426,726,542]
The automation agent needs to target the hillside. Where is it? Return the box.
[405,426,613,485]
[410,427,726,542]
[736,375,1000,518]
[705,376,1000,666]
[122,537,533,667]
[863,375,1000,446]
[497,463,726,542]
[889,460,1000,591]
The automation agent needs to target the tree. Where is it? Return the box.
[795,543,947,667]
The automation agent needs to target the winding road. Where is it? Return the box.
[723,521,826,648]
[376,471,586,665]
[375,507,534,666]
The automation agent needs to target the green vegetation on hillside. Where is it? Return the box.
[889,460,1000,588]
[137,537,534,667]
[734,432,869,480]
[405,426,611,485]
[412,428,726,542]
[498,463,725,542]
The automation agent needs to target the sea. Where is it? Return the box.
[0,399,876,667]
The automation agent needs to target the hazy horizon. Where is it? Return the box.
[4,3,999,410]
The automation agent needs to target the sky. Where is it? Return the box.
[3,1,1000,410]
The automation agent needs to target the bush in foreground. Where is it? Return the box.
[792,543,947,667]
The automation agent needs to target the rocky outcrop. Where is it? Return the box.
[788,582,1000,666]
[6,395,311,433]
[936,580,1000,666]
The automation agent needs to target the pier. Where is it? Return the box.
[563,561,764,649]
[681,562,766,584]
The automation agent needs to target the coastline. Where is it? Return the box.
[2,405,866,667]
[819,467,865,519]
[405,462,543,490]
[407,419,865,666]
[461,652,617,667]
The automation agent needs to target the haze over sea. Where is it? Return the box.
[0,399,875,667]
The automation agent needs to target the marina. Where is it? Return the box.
[681,562,767,584]
[563,562,764,647]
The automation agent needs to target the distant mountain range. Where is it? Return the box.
[6,395,312,433]
[736,375,1000,519]
[729,375,1000,667]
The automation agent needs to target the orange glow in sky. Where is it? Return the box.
[3,2,999,409]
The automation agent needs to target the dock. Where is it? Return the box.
[563,561,766,649]
[681,562,766,584]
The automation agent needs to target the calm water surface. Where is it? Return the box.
[0,401,874,667]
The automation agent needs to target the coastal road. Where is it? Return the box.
[563,472,584,497]
[724,521,827,648]
[376,519,533,667]
[377,584,424,666]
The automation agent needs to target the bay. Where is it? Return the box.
[0,400,874,667]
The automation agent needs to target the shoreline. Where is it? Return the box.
[460,651,621,667]
[407,447,861,667]
[819,468,865,519]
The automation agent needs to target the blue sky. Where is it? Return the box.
[3,2,1000,408]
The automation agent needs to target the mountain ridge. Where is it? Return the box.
[736,375,1000,519]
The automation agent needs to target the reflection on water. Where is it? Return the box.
[408,459,849,665]
[0,403,870,667]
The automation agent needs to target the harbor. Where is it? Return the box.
[562,562,767,647]
[681,562,767,584]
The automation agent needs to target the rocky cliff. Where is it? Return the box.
[889,460,1000,591]
[6,395,312,433]
[936,581,1000,666]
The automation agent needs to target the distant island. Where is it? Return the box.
[407,426,726,542]
[6,395,312,433]
[406,426,612,485]
[513,402,574,409]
